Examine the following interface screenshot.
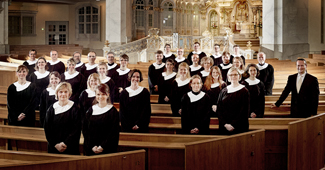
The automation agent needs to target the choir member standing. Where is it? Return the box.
[187,42,207,65]
[200,57,214,83]
[174,48,190,71]
[47,50,65,75]
[120,69,151,133]
[170,62,192,116]
[210,44,223,66]
[73,52,86,73]
[242,64,265,118]
[44,82,81,155]
[158,59,177,104]
[189,54,203,76]
[23,49,37,79]
[230,45,246,65]
[114,54,131,102]
[203,66,226,117]
[98,62,115,103]
[218,51,233,82]
[162,44,176,63]
[148,50,165,94]
[217,67,249,135]
[181,75,211,135]
[79,73,100,119]
[61,58,86,103]
[256,52,274,96]
[106,52,119,80]
[230,56,245,84]
[83,84,119,156]
[7,65,37,127]
[39,71,61,127]
[29,57,50,107]
[82,51,98,79]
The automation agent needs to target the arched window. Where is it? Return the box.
[148,0,154,10]
[162,2,173,27]
[193,6,199,28]
[76,5,100,41]
[135,0,144,27]
[148,0,154,27]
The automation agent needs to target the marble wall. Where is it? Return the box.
[106,0,126,47]
[0,0,8,53]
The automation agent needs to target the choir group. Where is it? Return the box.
[7,42,275,155]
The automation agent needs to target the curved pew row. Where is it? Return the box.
[0,125,265,170]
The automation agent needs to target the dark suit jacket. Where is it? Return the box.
[275,73,319,118]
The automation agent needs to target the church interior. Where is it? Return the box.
[0,0,324,169]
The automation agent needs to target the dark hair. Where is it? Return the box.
[244,63,260,77]
[128,69,143,82]
[35,57,49,71]
[17,65,29,73]
[120,54,129,61]
[296,58,307,65]
[164,44,171,48]
[156,50,163,55]
[29,49,37,55]
[166,58,175,65]
[93,83,111,105]
[233,45,240,48]
[214,44,220,47]
[194,42,200,46]
[48,71,61,87]
[222,51,230,56]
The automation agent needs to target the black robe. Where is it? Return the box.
[120,87,151,133]
[230,54,246,65]
[7,82,37,127]
[23,60,37,80]
[79,89,96,119]
[82,104,119,156]
[257,63,274,96]
[158,72,177,104]
[189,65,204,77]
[162,53,176,63]
[40,88,57,127]
[148,63,165,94]
[114,68,131,102]
[200,70,210,84]
[170,78,191,116]
[29,71,50,106]
[187,51,207,65]
[202,82,227,117]
[181,91,211,135]
[217,85,250,135]
[242,79,265,118]
[47,61,65,75]
[75,62,86,73]
[82,63,98,80]
[218,63,233,82]
[210,54,223,66]
[61,72,86,103]
[174,58,190,72]
[107,63,120,82]
[100,77,115,104]
[44,101,81,155]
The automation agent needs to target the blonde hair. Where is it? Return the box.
[227,67,242,80]
[87,73,100,89]
[55,82,72,100]
[200,56,214,67]
[233,56,245,70]
[190,75,203,90]
[176,62,191,79]
[204,66,224,90]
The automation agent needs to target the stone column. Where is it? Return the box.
[0,0,8,54]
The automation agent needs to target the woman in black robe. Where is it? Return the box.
[47,50,65,75]
[79,73,100,119]
[61,58,86,103]
[217,67,250,135]
[218,51,233,82]
[7,65,37,127]
[202,66,227,117]
[170,62,192,116]
[158,59,177,104]
[82,52,98,79]
[114,54,131,102]
[29,57,50,107]
[162,44,176,63]
[120,69,151,133]
[39,71,61,127]
[199,56,214,83]
[44,82,81,155]
[242,64,265,118]
[229,56,245,84]
[189,54,203,76]
[83,84,119,156]
[181,75,211,135]
[98,62,115,103]
[148,50,165,94]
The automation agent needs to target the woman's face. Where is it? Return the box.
[131,72,140,85]
[50,74,60,88]
[67,62,76,72]
[120,58,128,67]
[165,45,171,53]
[179,66,187,77]
[97,65,107,75]
[191,78,202,92]
[57,87,70,102]
[203,61,211,70]
[192,55,199,64]
[211,69,220,79]
[16,68,28,80]
[233,59,241,68]
[96,89,109,104]
[248,66,257,78]
[156,54,163,62]
[166,62,174,72]
[37,59,46,69]
[228,70,240,83]
[89,77,99,89]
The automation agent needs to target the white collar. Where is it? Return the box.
[164,53,173,57]
[153,63,165,69]
[257,63,269,70]
[26,60,37,65]
[125,86,144,97]
[13,81,31,92]
[232,54,242,57]
[100,77,111,84]
[162,72,177,80]
[48,60,60,65]
[193,51,202,55]
[187,91,205,103]
[245,78,260,85]
[200,70,210,77]
[175,78,191,87]
[107,63,117,70]
[212,54,222,58]
[75,62,84,68]
[117,68,130,75]
[227,84,245,93]
[46,87,56,96]
[53,100,74,115]
[85,63,98,70]
[220,63,232,69]
[189,65,202,72]
[86,89,96,98]
[34,71,50,79]
[238,70,245,75]
[211,82,220,88]
[64,71,79,80]
[92,104,113,115]
[175,57,185,63]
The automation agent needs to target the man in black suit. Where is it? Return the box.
[271,58,319,118]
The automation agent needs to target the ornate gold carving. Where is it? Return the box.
[105,40,110,47]
[247,41,252,50]
[159,8,164,12]
[144,6,150,11]
[132,5,137,10]
[153,7,160,11]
